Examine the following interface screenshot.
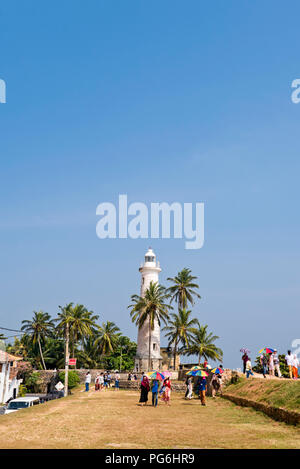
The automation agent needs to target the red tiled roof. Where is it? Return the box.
[0,350,23,363]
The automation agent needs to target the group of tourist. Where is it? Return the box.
[84,371,121,392]
[241,349,299,379]
[139,373,172,407]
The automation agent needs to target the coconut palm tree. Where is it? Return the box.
[77,336,101,369]
[95,321,120,357]
[21,311,54,370]
[162,308,199,370]
[167,268,201,310]
[128,281,172,370]
[183,324,223,365]
[68,304,97,357]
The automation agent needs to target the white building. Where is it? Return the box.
[0,350,22,404]
[135,248,163,372]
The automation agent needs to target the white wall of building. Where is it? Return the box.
[0,360,21,404]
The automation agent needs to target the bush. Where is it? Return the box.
[24,371,43,393]
[59,370,80,389]
[18,384,27,397]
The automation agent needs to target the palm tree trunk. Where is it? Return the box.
[38,337,46,370]
[64,322,70,398]
[173,339,178,370]
[148,320,151,371]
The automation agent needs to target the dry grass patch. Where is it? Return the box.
[0,387,299,449]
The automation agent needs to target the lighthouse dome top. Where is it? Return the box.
[144,247,156,263]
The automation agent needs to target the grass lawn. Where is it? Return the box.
[225,378,300,412]
[0,386,300,449]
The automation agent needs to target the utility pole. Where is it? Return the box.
[64,321,69,397]
[119,346,122,372]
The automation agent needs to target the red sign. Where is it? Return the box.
[69,358,77,366]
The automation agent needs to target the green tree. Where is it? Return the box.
[68,304,97,357]
[129,281,172,370]
[95,321,120,357]
[107,335,137,371]
[59,370,80,389]
[21,311,54,370]
[77,336,100,369]
[183,324,223,365]
[167,268,201,310]
[163,308,199,369]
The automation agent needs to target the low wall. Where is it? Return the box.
[223,393,300,426]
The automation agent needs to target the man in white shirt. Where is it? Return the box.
[85,371,91,391]
[285,351,294,379]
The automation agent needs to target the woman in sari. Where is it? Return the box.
[139,375,150,406]
[162,377,172,405]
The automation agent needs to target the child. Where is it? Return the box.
[246,358,254,378]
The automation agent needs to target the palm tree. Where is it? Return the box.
[183,324,223,365]
[68,304,97,357]
[0,333,7,340]
[77,336,101,369]
[21,311,54,370]
[167,268,201,310]
[128,281,172,370]
[95,321,120,357]
[162,308,199,370]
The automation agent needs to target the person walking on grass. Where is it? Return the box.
[246,358,254,378]
[139,375,150,406]
[292,354,299,380]
[186,376,193,400]
[95,373,100,391]
[268,353,274,376]
[285,350,294,379]
[198,376,207,406]
[184,375,190,399]
[151,379,159,407]
[260,354,268,378]
[242,352,249,374]
[85,371,91,392]
[99,372,104,390]
[273,350,282,378]
[161,377,172,406]
[114,371,120,390]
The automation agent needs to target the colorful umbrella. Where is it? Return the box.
[240,348,251,354]
[162,371,172,378]
[259,347,275,354]
[190,366,202,371]
[146,371,165,380]
[211,367,224,374]
[186,369,208,377]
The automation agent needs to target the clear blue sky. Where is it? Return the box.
[1,1,299,368]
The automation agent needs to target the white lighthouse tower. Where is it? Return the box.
[134,248,162,372]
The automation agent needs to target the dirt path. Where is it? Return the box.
[0,388,299,449]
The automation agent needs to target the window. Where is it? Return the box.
[153,343,156,350]
[145,256,155,262]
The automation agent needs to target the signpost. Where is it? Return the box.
[69,358,77,366]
